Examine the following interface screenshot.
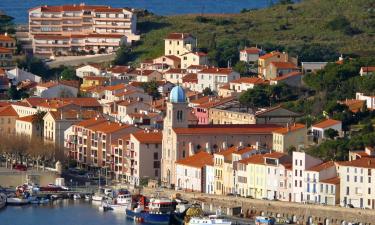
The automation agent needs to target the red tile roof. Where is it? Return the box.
[241,47,261,54]
[34,5,128,13]
[0,47,12,53]
[273,123,305,134]
[182,73,197,83]
[104,83,126,91]
[187,65,206,70]
[320,176,340,185]
[89,121,133,133]
[164,55,181,62]
[238,152,286,165]
[259,51,281,60]
[307,161,335,172]
[0,105,18,117]
[199,67,234,75]
[190,96,210,105]
[132,130,162,144]
[313,119,341,129]
[165,33,194,40]
[74,117,107,127]
[49,109,99,121]
[231,77,266,84]
[109,65,132,74]
[198,96,234,109]
[361,66,375,73]
[176,151,213,168]
[0,34,14,42]
[271,71,302,81]
[339,157,375,169]
[174,124,281,135]
[16,115,35,123]
[271,62,298,69]
[128,69,158,76]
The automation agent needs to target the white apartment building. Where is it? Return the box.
[196,67,240,92]
[164,33,197,56]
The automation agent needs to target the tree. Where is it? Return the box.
[113,44,132,65]
[234,61,250,75]
[239,85,270,109]
[60,66,78,80]
[141,81,161,99]
[203,87,214,96]
[324,128,339,140]
[32,111,47,137]
[16,56,49,79]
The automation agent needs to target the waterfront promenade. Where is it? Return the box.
[141,187,375,225]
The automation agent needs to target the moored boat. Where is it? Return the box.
[0,193,6,209]
[100,191,132,213]
[255,216,276,225]
[6,197,30,205]
[188,215,232,225]
[126,196,175,224]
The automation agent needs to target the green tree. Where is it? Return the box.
[113,45,132,65]
[60,66,78,80]
[239,85,270,109]
[234,61,250,75]
[203,87,214,96]
[324,128,339,140]
[141,81,161,99]
[16,56,49,79]
[0,14,15,34]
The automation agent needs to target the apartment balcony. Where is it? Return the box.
[84,41,119,46]
[93,17,131,22]
[94,24,130,29]
[35,43,70,48]
[62,23,83,27]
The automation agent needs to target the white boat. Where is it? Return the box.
[73,194,81,200]
[85,194,92,200]
[6,197,30,205]
[0,193,6,209]
[92,193,106,202]
[189,215,232,225]
[100,192,132,213]
[30,197,49,204]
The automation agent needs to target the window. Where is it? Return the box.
[153,152,158,160]
[368,188,371,195]
[346,186,349,195]
[369,177,371,183]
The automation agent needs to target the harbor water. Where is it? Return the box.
[0,200,148,225]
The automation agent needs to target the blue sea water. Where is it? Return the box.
[0,200,144,225]
[0,0,275,24]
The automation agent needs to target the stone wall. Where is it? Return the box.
[0,170,58,187]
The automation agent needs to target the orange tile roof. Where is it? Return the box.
[176,151,213,168]
[174,124,281,135]
[273,123,305,134]
[240,47,261,54]
[199,67,234,75]
[271,71,302,81]
[0,105,18,117]
[0,34,14,42]
[104,83,126,91]
[259,51,281,60]
[361,66,375,72]
[89,121,133,133]
[320,176,340,185]
[74,117,107,127]
[128,69,158,76]
[165,33,194,40]
[216,146,238,157]
[132,130,162,144]
[187,65,206,70]
[307,161,335,172]
[198,96,234,109]
[190,96,210,105]
[270,62,298,69]
[16,115,34,123]
[313,119,341,129]
[109,65,132,74]
[238,152,286,165]
[231,77,266,84]
[182,73,197,83]
[339,158,375,169]
[164,55,181,62]
[49,109,99,120]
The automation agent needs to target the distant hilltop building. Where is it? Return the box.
[28,3,140,56]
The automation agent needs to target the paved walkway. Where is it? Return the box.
[47,53,115,68]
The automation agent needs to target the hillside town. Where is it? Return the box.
[1,2,375,225]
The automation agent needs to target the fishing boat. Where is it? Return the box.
[188,215,232,225]
[255,216,276,225]
[0,193,6,209]
[100,191,132,213]
[85,194,92,200]
[7,196,30,205]
[73,194,81,200]
[126,196,175,224]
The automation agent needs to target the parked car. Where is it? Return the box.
[13,164,27,171]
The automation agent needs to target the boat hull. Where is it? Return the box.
[126,209,171,224]
[6,198,29,205]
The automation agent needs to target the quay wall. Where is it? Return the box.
[142,187,375,225]
[0,170,58,187]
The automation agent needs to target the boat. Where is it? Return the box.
[100,191,132,213]
[0,193,6,209]
[85,194,92,200]
[6,197,30,205]
[73,194,81,200]
[188,215,232,225]
[30,197,50,204]
[126,196,175,224]
[255,216,276,225]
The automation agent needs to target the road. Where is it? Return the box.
[47,53,115,68]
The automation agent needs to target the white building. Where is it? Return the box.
[310,119,342,142]
[239,47,263,63]
[291,151,322,203]
[196,67,240,92]
[35,81,79,98]
[180,52,208,69]
[175,150,213,192]
[339,158,375,209]
[6,67,41,85]
[76,64,105,79]
[164,33,197,56]
[356,92,375,110]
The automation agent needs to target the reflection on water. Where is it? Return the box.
[0,200,139,225]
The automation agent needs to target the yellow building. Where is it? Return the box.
[180,52,208,69]
[258,51,297,79]
[0,105,19,135]
[81,76,108,92]
[272,123,307,153]
[164,33,197,56]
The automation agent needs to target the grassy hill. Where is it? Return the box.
[131,0,375,65]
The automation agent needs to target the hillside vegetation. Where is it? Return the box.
[131,0,375,65]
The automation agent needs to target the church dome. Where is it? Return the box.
[170,86,186,103]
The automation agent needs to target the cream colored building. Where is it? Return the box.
[161,86,281,186]
[76,64,105,78]
[164,33,197,56]
[180,52,208,69]
[0,105,19,135]
[15,114,43,138]
[272,123,307,153]
[164,68,187,84]
[258,51,297,79]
